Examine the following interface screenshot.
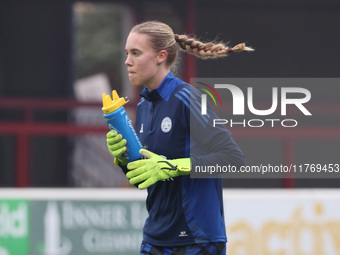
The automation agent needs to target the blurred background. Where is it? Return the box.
[0,1,340,254]
[0,0,339,188]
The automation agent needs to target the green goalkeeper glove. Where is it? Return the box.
[106,130,128,167]
[126,149,191,189]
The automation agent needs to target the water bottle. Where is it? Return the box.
[102,90,142,162]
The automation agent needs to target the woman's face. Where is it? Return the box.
[125,32,160,88]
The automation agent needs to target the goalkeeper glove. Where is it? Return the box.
[126,149,191,190]
[106,130,128,167]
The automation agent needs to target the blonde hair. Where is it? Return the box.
[131,21,253,66]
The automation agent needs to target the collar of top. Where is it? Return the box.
[140,72,182,102]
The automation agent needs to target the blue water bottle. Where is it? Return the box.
[102,90,142,162]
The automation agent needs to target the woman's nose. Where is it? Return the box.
[125,55,132,66]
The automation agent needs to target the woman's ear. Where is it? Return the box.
[157,50,168,64]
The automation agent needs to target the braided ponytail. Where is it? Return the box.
[175,34,253,59]
[131,21,253,66]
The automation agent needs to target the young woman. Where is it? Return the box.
[107,21,252,255]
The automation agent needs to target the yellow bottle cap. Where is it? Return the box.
[102,90,128,114]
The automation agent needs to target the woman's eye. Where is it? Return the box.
[125,50,140,56]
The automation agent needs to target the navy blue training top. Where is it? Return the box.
[130,72,245,246]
